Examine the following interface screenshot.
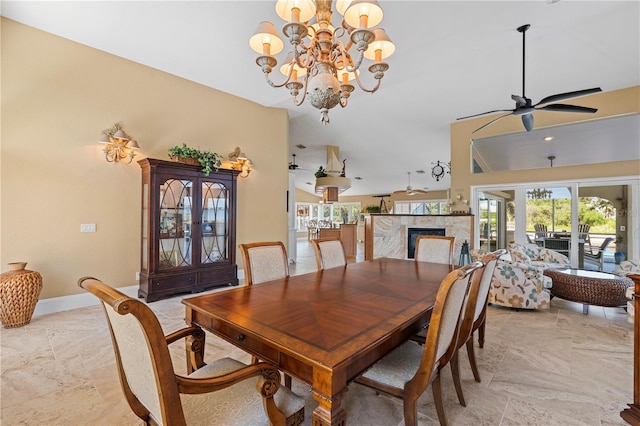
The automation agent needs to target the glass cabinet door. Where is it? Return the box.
[201,181,229,263]
[158,178,193,270]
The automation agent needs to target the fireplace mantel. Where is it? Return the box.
[364,214,474,262]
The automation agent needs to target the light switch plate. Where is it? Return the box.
[80,223,97,233]
[620,225,626,232]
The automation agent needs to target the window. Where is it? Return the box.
[394,200,450,215]
[295,202,361,231]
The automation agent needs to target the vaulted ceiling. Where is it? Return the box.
[3,1,638,195]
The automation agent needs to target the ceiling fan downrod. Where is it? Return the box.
[518,24,530,99]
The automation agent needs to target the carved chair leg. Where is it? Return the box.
[432,373,448,426]
[478,319,486,349]
[450,350,466,407]
[403,393,418,426]
[466,337,481,382]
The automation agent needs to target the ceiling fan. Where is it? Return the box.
[393,172,428,196]
[457,24,602,133]
[289,153,310,171]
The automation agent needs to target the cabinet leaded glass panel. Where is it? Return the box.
[159,178,193,270]
[201,181,229,263]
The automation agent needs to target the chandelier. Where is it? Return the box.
[249,0,395,125]
[527,188,552,199]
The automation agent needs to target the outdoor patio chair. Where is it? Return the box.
[583,237,614,271]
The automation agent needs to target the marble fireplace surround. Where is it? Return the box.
[365,214,474,262]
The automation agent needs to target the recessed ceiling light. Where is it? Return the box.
[306,182,313,185]
[543,136,554,141]
[354,176,362,180]
[296,144,307,149]
[415,170,425,174]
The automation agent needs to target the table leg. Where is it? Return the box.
[583,304,589,315]
[312,388,347,426]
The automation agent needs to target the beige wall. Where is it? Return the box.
[451,86,640,205]
[1,18,290,299]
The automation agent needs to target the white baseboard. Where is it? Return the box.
[32,269,245,317]
[32,285,139,318]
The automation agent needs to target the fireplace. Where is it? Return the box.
[407,228,446,259]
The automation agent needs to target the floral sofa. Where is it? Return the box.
[506,243,570,269]
[489,260,551,309]
[613,259,640,277]
[471,246,557,310]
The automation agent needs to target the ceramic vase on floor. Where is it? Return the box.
[0,262,43,328]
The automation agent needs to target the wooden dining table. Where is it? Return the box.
[183,257,452,426]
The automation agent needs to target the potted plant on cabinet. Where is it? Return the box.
[168,143,222,175]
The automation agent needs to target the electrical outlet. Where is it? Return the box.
[80,223,97,233]
[620,225,626,232]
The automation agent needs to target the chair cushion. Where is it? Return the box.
[360,341,424,389]
[181,357,305,426]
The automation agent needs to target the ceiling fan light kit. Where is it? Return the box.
[250,0,395,125]
[457,24,601,133]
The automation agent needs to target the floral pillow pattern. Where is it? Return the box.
[488,260,551,309]
[508,244,532,263]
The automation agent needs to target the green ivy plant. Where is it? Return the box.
[315,166,327,178]
[168,143,222,175]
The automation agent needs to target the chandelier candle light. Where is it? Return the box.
[250,0,395,125]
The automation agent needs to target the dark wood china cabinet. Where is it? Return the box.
[138,158,239,302]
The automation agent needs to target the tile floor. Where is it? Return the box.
[0,239,633,425]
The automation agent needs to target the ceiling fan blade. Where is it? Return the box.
[522,113,534,132]
[472,112,514,133]
[537,104,598,114]
[535,87,602,106]
[456,109,514,121]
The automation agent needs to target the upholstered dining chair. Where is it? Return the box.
[239,241,293,387]
[77,276,305,426]
[355,261,484,426]
[239,241,289,286]
[311,237,347,270]
[414,235,456,265]
[449,249,505,407]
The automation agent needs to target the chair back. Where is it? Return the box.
[598,237,614,254]
[427,262,483,365]
[472,249,505,323]
[585,237,614,259]
[578,223,590,236]
[239,241,289,286]
[78,277,184,425]
[311,238,347,270]
[414,235,455,265]
[534,223,548,238]
[455,249,504,353]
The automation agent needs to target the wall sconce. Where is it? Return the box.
[447,189,468,208]
[99,123,140,164]
[228,147,252,178]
